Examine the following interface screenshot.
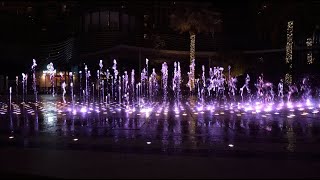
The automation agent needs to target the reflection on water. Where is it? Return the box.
[1,95,320,154]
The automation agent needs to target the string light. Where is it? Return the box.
[285,73,292,85]
[190,34,195,62]
[189,34,196,91]
[285,21,293,85]
[286,21,293,65]
[306,38,314,64]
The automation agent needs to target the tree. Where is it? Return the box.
[169,3,222,90]
[151,33,166,50]
[170,3,221,62]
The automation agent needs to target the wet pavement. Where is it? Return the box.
[1,95,320,160]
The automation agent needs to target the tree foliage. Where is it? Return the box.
[169,4,222,36]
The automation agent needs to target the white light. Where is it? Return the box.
[73,138,78,141]
[43,70,56,74]
[306,99,312,107]
[146,141,151,145]
[48,116,54,123]
[140,107,152,113]
[80,107,87,113]
[9,136,14,139]
[228,144,234,148]
[287,114,295,118]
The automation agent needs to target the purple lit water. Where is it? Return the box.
[1,95,320,159]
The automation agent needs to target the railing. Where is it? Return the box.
[78,31,225,54]
[38,37,75,66]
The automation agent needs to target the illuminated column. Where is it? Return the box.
[190,34,196,91]
[190,34,196,63]
[285,21,293,85]
[306,38,314,64]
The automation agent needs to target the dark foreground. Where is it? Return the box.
[1,147,320,179]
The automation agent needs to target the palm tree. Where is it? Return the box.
[169,3,222,90]
[170,4,221,62]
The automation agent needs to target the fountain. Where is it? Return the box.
[84,64,90,104]
[172,62,181,100]
[278,79,284,101]
[161,62,168,101]
[62,82,66,103]
[99,60,104,103]
[131,69,135,103]
[9,87,12,108]
[227,66,237,101]
[21,73,27,102]
[149,68,158,102]
[106,69,110,104]
[46,62,55,96]
[15,76,18,97]
[5,56,320,125]
[79,70,82,101]
[112,59,118,102]
[31,59,37,102]
[187,59,195,93]
[68,72,74,105]
[71,82,74,106]
[240,74,251,101]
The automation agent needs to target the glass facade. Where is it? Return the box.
[83,10,133,32]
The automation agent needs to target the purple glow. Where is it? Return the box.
[80,107,87,113]
[287,102,293,108]
[306,99,313,106]
[140,107,152,113]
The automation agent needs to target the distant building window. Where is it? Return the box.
[84,13,90,32]
[144,15,149,21]
[27,6,32,13]
[122,14,129,32]
[121,1,126,9]
[99,11,110,30]
[144,34,148,39]
[130,16,135,31]
[62,4,66,12]
[110,11,119,30]
[91,12,99,31]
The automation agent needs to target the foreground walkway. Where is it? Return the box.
[0,147,320,179]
